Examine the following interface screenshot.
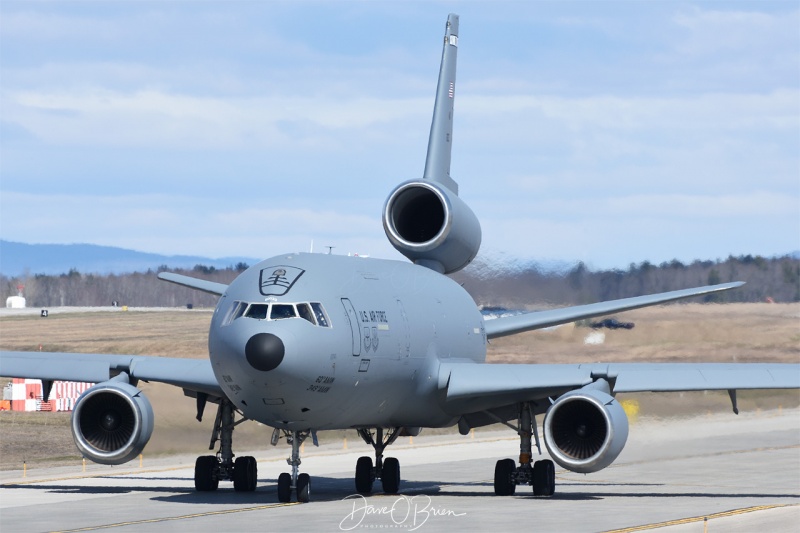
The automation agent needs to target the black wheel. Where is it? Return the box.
[277,472,292,503]
[234,456,258,492]
[381,457,401,494]
[355,456,374,494]
[494,458,516,496]
[533,459,555,496]
[194,455,219,491]
[297,473,311,503]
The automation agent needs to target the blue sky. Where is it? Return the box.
[1,1,798,270]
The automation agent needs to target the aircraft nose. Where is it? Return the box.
[245,333,285,371]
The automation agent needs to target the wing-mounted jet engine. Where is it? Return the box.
[543,386,629,474]
[383,13,481,275]
[71,377,154,465]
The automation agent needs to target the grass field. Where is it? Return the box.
[1,303,798,471]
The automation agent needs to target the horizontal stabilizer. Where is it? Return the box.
[484,282,744,339]
[158,272,228,295]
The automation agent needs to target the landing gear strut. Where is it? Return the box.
[275,429,314,503]
[194,399,257,492]
[493,402,555,497]
[355,427,402,494]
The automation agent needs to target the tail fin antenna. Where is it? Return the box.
[422,13,460,194]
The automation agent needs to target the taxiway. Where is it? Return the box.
[1,408,798,532]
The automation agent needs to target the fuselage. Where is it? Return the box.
[208,253,487,431]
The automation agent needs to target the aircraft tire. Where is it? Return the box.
[355,456,374,494]
[194,455,219,491]
[532,459,555,496]
[381,457,401,494]
[233,456,257,492]
[494,458,517,496]
[297,473,311,503]
[277,472,292,503]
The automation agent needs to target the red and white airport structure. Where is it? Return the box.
[2,378,94,412]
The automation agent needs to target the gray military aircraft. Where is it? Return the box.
[1,14,798,504]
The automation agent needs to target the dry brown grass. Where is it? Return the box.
[0,309,213,357]
[488,303,800,364]
[1,303,798,471]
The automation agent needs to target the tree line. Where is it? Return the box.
[2,264,246,309]
[2,255,798,309]
[454,254,800,307]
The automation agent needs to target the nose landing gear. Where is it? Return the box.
[274,429,316,503]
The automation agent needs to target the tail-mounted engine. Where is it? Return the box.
[71,380,154,465]
[383,180,481,274]
[543,388,629,474]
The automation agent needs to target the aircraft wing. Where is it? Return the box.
[157,272,228,295]
[483,282,744,339]
[439,362,800,415]
[0,351,222,398]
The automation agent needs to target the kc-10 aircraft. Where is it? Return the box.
[1,14,798,504]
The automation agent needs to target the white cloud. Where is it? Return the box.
[0,10,120,41]
[0,3,797,268]
[673,7,799,56]
[478,192,797,220]
[0,191,396,259]
[460,90,798,132]
[3,88,429,148]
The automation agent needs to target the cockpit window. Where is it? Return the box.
[245,304,269,320]
[296,303,315,324]
[270,304,296,320]
[225,300,331,327]
[222,301,247,326]
[231,302,247,321]
[311,302,329,327]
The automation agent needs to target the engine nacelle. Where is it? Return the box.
[543,388,629,474]
[383,180,481,274]
[71,381,154,465]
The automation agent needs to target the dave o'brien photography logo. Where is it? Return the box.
[339,494,466,531]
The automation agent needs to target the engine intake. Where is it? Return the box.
[71,381,154,465]
[383,180,481,274]
[543,388,629,474]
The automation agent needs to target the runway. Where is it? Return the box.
[1,408,798,533]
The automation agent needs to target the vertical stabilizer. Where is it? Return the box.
[423,13,460,195]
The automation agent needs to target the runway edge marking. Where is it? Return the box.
[602,503,800,533]
[50,501,301,533]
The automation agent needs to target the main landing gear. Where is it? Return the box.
[493,402,556,497]
[354,427,402,494]
[194,399,258,492]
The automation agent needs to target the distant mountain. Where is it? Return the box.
[0,240,259,277]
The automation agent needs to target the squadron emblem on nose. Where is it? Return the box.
[259,265,305,296]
